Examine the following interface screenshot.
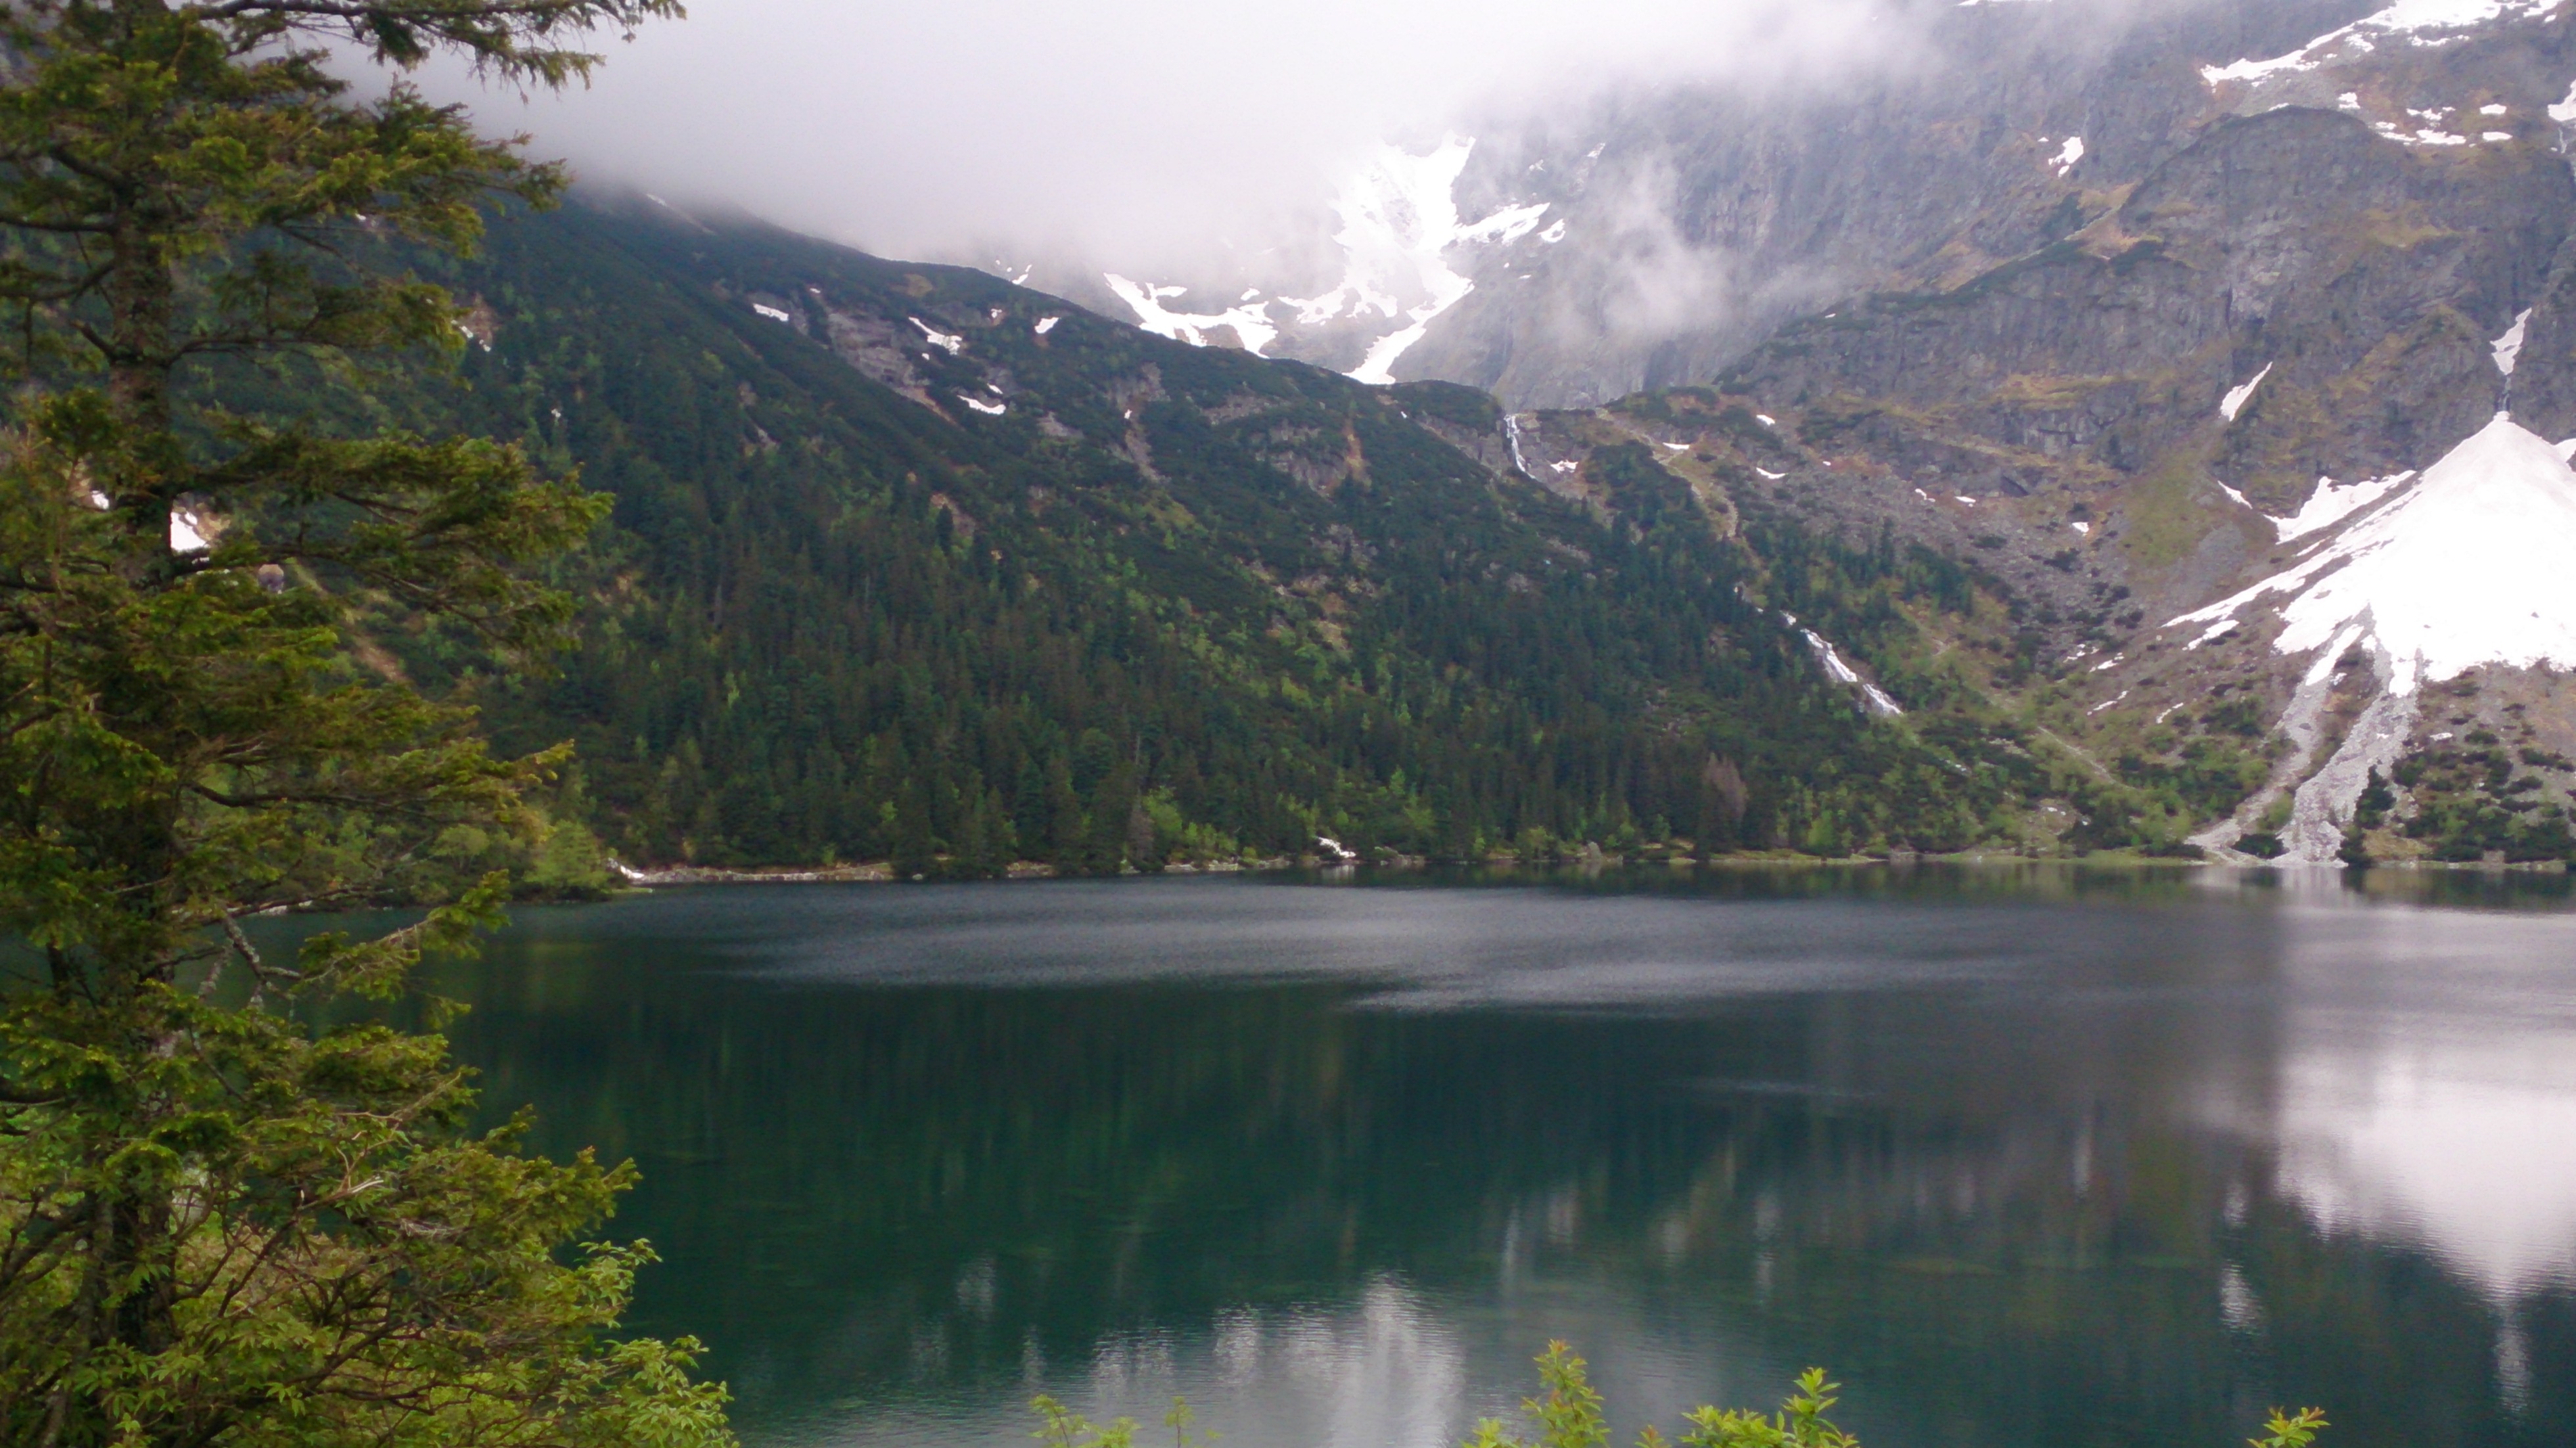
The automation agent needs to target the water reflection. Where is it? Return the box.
[400,867,2576,1448]
[2253,899,2576,1302]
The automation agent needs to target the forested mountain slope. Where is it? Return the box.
[366,201,2074,873]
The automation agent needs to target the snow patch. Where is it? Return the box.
[2220,362,2273,421]
[1796,625,1905,716]
[1253,137,1550,386]
[2168,415,2576,689]
[2051,135,2085,176]
[1757,467,1785,480]
[1538,218,1568,244]
[910,319,964,355]
[1034,316,1059,335]
[2305,622,2368,685]
[1103,275,1278,355]
[2272,472,2412,543]
[2071,520,2091,535]
[170,501,217,554]
[959,395,1006,417]
[2492,307,2532,374]
[752,302,793,324]
[2188,618,2240,648]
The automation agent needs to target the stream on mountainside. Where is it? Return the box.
[342,867,2576,1448]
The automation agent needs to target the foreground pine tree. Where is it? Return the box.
[0,2,732,1443]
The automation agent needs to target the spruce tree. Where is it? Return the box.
[0,3,731,1444]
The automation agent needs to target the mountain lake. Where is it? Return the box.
[333,867,2576,1448]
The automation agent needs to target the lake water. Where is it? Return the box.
[417,867,2576,1448]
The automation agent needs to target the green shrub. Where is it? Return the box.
[1030,1344,2328,1448]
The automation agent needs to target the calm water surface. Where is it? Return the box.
[417,867,2576,1448]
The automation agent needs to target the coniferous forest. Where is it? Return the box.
[332,202,2055,876]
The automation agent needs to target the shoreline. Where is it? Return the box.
[607,851,2571,888]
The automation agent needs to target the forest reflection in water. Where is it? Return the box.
[404,865,2576,1448]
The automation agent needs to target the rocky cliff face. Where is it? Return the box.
[1422,0,2576,401]
[1324,0,2576,868]
[1074,2,2386,403]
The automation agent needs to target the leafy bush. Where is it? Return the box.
[1027,1344,2326,1448]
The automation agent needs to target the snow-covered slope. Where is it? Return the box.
[2171,415,2576,694]
[2164,415,2576,862]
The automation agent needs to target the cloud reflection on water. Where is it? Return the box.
[2266,902,2576,1301]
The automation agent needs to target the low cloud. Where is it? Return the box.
[417,0,1929,275]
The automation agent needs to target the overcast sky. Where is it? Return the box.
[419,0,1920,273]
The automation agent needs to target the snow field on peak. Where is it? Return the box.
[2199,0,2557,88]
[1101,136,1550,386]
[1297,137,1548,385]
[2170,415,2576,693]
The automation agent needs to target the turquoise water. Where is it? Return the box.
[411,867,2576,1448]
